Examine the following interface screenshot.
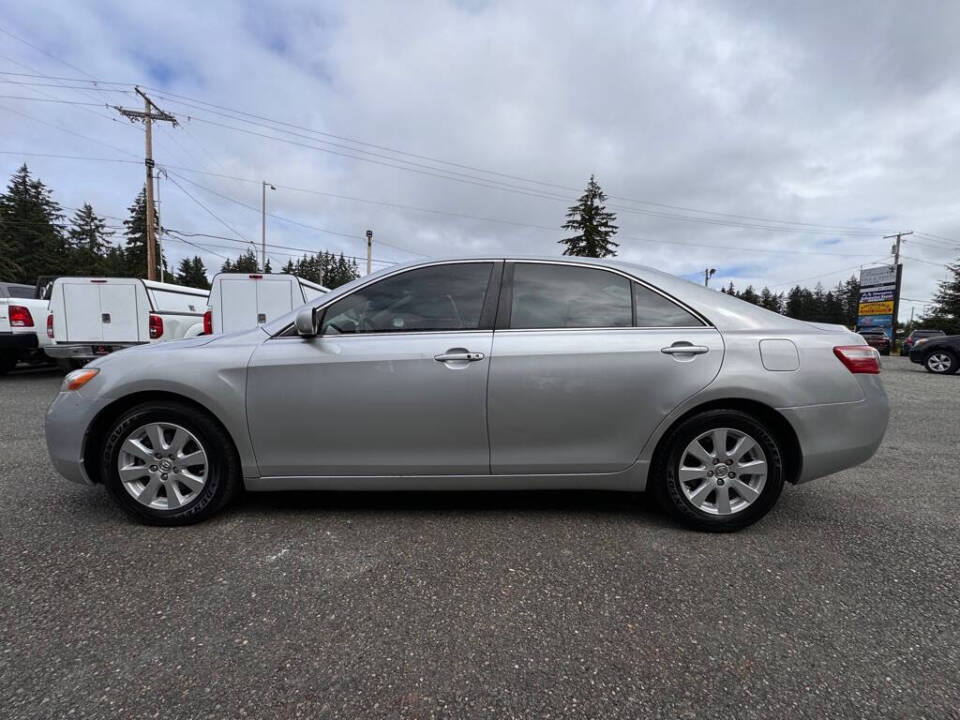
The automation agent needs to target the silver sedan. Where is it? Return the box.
[45,257,889,531]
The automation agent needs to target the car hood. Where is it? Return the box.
[85,327,268,370]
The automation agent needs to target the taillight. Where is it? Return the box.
[149,314,163,339]
[46,314,54,338]
[203,310,212,335]
[9,305,34,327]
[834,346,881,374]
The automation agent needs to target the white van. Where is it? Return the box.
[204,273,327,335]
[46,277,209,368]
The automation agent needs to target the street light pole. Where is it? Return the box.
[366,229,373,275]
[261,181,276,272]
[704,268,716,287]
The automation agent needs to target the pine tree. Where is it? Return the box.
[123,188,165,279]
[840,276,861,328]
[559,175,618,258]
[175,256,210,289]
[67,203,112,276]
[221,249,259,273]
[739,285,759,305]
[926,259,960,331]
[0,164,68,283]
[759,287,782,314]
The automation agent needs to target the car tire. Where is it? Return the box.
[924,350,958,375]
[880,348,890,356]
[0,351,17,375]
[100,401,242,525]
[651,409,785,532]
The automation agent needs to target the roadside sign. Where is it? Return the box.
[857,264,899,338]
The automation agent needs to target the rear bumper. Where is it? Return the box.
[45,343,140,360]
[0,332,38,350]
[779,375,890,484]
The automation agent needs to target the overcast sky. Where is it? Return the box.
[2,0,959,318]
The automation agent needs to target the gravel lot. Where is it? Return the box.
[1,357,958,719]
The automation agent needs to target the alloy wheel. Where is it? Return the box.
[677,427,768,516]
[927,352,953,373]
[117,422,208,510]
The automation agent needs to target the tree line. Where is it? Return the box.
[0,164,359,292]
[559,174,960,330]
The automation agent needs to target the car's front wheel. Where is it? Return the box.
[100,401,241,525]
[652,409,785,532]
[924,350,957,374]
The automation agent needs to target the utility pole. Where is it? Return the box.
[261,181,276,272]
[882,231,912,349]
[704,267,716,287]
[155,168,165,283]
[366,229,373,275]
[115,88,177,281]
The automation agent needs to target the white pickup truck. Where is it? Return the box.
[46,277,209,369]
[203,273,327,334]
[0,281,52,374]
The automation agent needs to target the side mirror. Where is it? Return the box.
[295,307,319,337]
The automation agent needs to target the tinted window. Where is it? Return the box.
[633,283,703,327]
[321,263,493,334]
[5,285,35,299]
[509,263,631,329]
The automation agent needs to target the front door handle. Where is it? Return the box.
[434,350,485,362]
[661,344,709,355]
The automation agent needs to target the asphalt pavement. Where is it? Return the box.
[1,357,958,719]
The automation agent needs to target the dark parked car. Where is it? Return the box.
[858,328,891,356]
[900,328,945,356]
[909,334,960,374]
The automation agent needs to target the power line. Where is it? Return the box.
[164,173,256,247]
[0,69,910,237]
[165,229,394,265]
[163,169,429,257]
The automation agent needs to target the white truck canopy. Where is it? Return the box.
[206,273,328,334]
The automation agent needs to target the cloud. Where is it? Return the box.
[1,0,958,317]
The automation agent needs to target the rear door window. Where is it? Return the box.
[632,283,703,327]
[508,263,632,329]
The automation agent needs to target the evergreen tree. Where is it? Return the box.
[67,203,112,276]
[221,249,259,273]
[840,276,861,328]
[559,175,619,257]
[123,188,165,279]
[739,285,759,305]
[0,164,68,283]
[175,256,210,289]
[759,287,782,313]
[926,259,960,331]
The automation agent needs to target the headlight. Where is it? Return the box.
[914,338,929,347]
[61,368,99,392]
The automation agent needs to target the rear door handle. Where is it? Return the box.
[661,345,709,355]
[434,351,485,362]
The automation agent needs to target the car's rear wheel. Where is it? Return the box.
[652,409,785,532]
[100,401,241,525]
[925,350,957,374]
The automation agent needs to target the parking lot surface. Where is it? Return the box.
[1,357,958,719]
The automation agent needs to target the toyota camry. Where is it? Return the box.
[45,257,889,531]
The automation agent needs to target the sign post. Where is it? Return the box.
[857,264,898,343]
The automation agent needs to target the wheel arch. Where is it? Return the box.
[82,391,240,484]
[649,398,803,485]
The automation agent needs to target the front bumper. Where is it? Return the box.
[45,343,139,360]
[779,374,890,484]
[45,390,97,485]
[0,332,38,350]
